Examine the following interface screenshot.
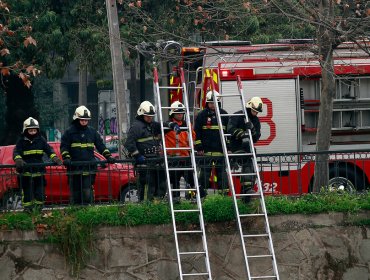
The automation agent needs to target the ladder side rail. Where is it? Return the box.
[179,68,213,280]
[210,80,252,279]
[236,75,280,280]
[192,66,204,123]
[153,67,185,280]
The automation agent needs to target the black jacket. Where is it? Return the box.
[13,134,57,174]
[194,107,229,153]
[60,122,111,164]
[124,117,162,158]
[227,108,261,152]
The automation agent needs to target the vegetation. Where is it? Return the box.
[0,191,368,275]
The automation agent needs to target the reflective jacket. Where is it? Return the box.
[60,123,111,170]
[124,117,162,158]
[227,108,261,152]
[13,134,57,174]
[164,118,195,157]
[194,107,229,154]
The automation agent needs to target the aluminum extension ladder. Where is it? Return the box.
[212,75,280,279]
[153,66,213,279]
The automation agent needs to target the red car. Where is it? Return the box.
[0,142,138,210]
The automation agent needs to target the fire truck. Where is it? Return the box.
[169,39,370,194]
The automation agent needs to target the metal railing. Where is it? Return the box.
[1,149,369,211]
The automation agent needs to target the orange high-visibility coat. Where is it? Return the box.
[165,119,196,157]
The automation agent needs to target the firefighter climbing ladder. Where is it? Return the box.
[213,75,280,279]
[153,66,212,280]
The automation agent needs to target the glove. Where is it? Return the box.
[241,137,250,149]
[135,155,145,165]
[169,122,181,135]
[106,156,116,164]
[52,157,63,166]
[245,121,254,130]
[63,158,72,167]
[15,158,25,172]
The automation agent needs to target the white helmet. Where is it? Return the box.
[246,97,263,113]
[169,101,185,115]
[23,117,39,132]
[206,90,221,103]
[137,101,156,116]
[73,105,91,120]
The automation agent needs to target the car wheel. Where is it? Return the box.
[1,190,22,210]
[119,185,139,203]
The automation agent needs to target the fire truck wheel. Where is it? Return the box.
[328,177,355,193]
[329,166,364,192]
[119,185,139,203]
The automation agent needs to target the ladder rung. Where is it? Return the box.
[231,172,256,176]
[243,233,269,238]
[237,193,259,197]
[166,147,191,150]
[179,251,206,255]
[176,230,203,234]
[159,86,181,89]
[228,153,253,157]
[172,188,197,192]
[182,272,210,277]
[220,113,244,117]
[221,93,241,97]
[247,254,273,259]
[239,213,265,217]
[174,209,200,213]
[168,167,194,171]
[250,276,277,279]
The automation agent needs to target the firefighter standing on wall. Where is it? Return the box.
[164,101,195,201]
[60,106,116,205]
[227,97,262,202]
[13,117,63,211]
[124,101,167,201]
[194,91,229,197]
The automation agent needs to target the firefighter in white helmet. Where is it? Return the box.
[227,96,263,202]
[194,90,229,198]
[60,105,116,205]
[124,101,166,201]
[13,117,63,211]
[125,101,189,201]
[164,100,196,201]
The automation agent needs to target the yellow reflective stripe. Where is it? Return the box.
[71,143,95,148]
[137,136,159,143]
[23,201,32,207]
[201,125,225,130]
[212,71,218,83]
[204,152,223,156]
[195,140,202,145]
[50,153,56,159]
[23,150,43,155]
[14,155,22,160]
[22,172,43,177]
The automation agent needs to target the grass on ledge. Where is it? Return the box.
[0,190,368,232]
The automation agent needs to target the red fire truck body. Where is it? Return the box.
[177,40,370,193]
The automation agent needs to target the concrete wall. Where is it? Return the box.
[0,212,369,280]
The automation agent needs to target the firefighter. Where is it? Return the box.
[13,117,63,211]
[124,101,167,202]
[60,105,116,205]
[194,90,229,198]
[227,96,262,202]
[164,101,195,201]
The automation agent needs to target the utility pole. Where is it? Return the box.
[105,0,129,158]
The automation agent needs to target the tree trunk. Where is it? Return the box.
[0,75,38,145]
[78,63,88,106]
[313,1,336,191]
